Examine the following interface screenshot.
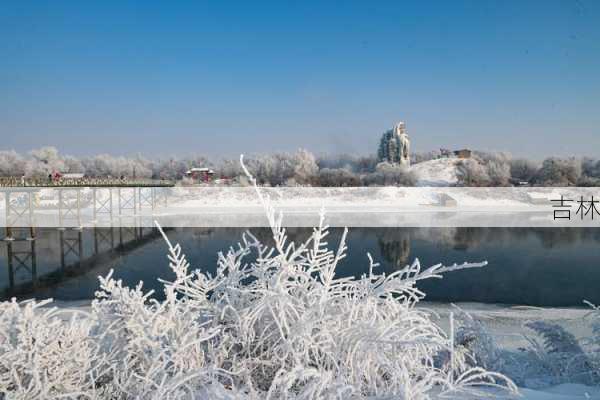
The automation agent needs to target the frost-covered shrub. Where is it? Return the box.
[0,156,519,399]
[0,299,105,399]
[519,319,600,387]
[453,307,504,372]
[454,300,600,389]
[584,301,600,380]
[90,273,224,398]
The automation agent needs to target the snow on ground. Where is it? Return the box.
[455,384,600,399]
[520,384,600,399]
[426,302,600,399]
[167,186,550,210]
[424,302,593,352]
[432,384,600,399]
[410,157,461,187]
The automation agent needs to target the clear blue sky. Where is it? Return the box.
[1,1,599,158]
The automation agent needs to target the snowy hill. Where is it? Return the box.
[410,157,462,186]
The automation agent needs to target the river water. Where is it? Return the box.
[1,227,599,306]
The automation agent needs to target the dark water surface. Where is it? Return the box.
[1,227,599,306]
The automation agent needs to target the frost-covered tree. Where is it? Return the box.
[486,160,511,186]
[243,150,318,186]
[535,157,582,186]
[582,158,600,179]
[292,148,318,184]
[63,155,85,173]
[214,158,242,180]
[25,146,66,178]
[29,146,63,166]
[0,150,26,176]
[152,157,191,180]
[510,158,539,182]
[457,159,490,186]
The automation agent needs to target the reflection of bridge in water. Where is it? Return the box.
[1,223,168,299]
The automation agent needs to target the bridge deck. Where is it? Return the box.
[0,178,175,188]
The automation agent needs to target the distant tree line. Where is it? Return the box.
[0,146,599,187]
[456,151,600,187]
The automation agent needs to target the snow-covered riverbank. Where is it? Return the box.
[3,186,598,227]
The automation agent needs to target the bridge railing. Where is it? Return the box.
[0,177,175,187]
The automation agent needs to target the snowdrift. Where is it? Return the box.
[410,157,461,187]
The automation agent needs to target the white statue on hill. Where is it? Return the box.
[378,121,410,167]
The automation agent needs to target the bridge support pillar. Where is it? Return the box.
[152,187,168,209]
[93,188,114,221]
[57,188,82,228]
[118,188,137,216]
[59,228,83,270]
[94,227,115,255]
[137,187,155,213]
[4,190,36,239]
[5,229,37,291]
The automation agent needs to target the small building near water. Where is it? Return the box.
[185,167,215,183]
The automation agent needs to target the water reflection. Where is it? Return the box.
[1,227,599,306]
[377,229,410,268]
[1,225,164,299]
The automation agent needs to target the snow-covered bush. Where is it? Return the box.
[522,320,598,386]
[455,301,600,389]
[0,155,519,399]
[0,299,105,398]
[452,306,504,373]
[317,167,361,187]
